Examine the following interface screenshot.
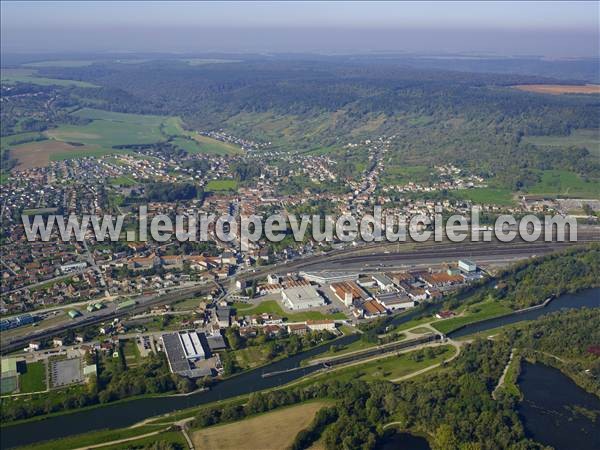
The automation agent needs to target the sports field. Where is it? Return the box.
[19,361,47,393]
[191,401,329,450]
[233,300,346,321]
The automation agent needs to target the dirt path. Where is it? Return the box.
[71,429,166,450]
[175,418,195,450]
[492,348,514,400]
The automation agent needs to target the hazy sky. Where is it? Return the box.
[2,1,598,56]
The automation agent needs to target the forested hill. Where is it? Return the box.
[10,56,600,188]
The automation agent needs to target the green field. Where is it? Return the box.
[19,361,46,393]
[233,300,346,321]
[109,175,138,186]
[454,187,515,206]
[47,108,168,150]
[161,117,187,136]
[1,69,98,88]
[528,170,600,198]
[382,165,432,184]
[18,425,166,450]
[100,430,188,450]
[50,148,134,161]
[232,345,274,370]
[431,300,513,334]
[171,137,205,153]
[121,340,142,369]
[72,108,166,126]
[317,345,456,382]
[206,179,238,192]
[524,129,600,155]
[191,135,244,155]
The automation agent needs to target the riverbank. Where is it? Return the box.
[2,288,598,449]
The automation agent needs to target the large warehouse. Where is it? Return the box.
[281,285,326,310]
[161,331,211,377]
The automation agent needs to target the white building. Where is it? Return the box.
[179,331,206,360]
[458,259,477,273]
[281,285,326,310]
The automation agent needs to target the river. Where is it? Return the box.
[518,362,600,450]
[1,288,598,448]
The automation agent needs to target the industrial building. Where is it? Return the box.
[300,271,358,284]
[281,285,326,310]
[330,281,370,307]
[161,331,213,378]
[376,292,416,311]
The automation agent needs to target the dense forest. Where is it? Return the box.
[10,56,596,189]
[508,308,600,397]
[189,307,600,450]
[445,244,600,310]
[492,245,600,308]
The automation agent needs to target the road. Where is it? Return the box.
[2,236,596,354]
[0,283,214,354]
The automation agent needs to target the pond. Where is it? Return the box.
[376,430,431,450]
[518,362,600,450]
[2,288,598,448]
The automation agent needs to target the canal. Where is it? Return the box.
[448,288,600,339]
[2,288,598,448]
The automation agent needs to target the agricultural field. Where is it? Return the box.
[22,60,97,68]
[48,109,166,148]
[9,140,114,169]
[4,108,244,168]
[523,129,600,156]
[183,58,240,65]
[19,361,47,393]
[232,300,346,321]
[190,401,329,450]
[1,68,98,88]
[190,134,244,155]
[528,170,600,198]
[513,84,600,95]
